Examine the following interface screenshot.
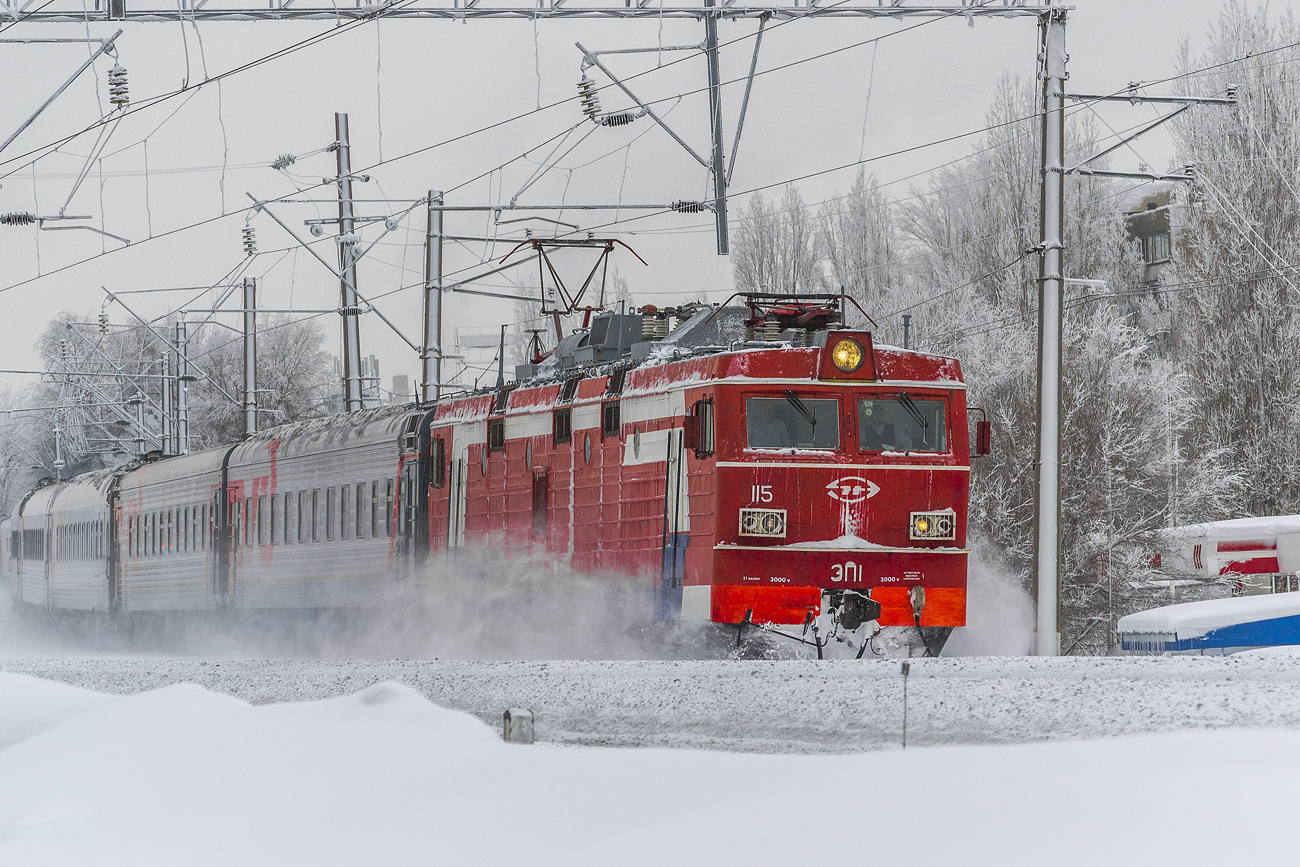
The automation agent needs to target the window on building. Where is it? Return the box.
[1141,231,1171,264]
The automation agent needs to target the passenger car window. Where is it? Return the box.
[745,396,840,450]
[857,396,948,453]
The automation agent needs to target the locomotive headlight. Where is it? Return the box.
[830,338,865,373]
[740,508,787,538]
[910,510,957,541]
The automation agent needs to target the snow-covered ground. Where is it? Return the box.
[2,671,1299,867]
[9,655,1300,751]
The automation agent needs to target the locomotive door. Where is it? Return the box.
[446,428,470,550]
[657,429,688,621]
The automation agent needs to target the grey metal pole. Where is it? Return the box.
[703,0,729,256]
[159,356,172,455]
[132,394,145,455]
[902,314,912,350]
[242,277,258,437]
[335,112,364,412]
[0,30,122,155]
[423,189,444,402]
[1033,7,1067,657]
[174,319,190,454]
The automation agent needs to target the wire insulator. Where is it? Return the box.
[107,64,129,107]
[577,75,601,121]
[599,112,638,127]
[0,212,37,226]
[241,226,257,257]
[270,153,296,171]
[671,200,710,214]
[98,313,109,335]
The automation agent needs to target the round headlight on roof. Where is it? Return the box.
[831,337,865,373]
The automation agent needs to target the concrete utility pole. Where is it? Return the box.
[335,112,364,413]
[242,276,258,437]
[422,189,444,403]
[1033,7,1067,657]
[174,319,190,454]
[158,356,172,454]
[702,0,728,255]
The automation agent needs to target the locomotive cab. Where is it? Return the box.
[699,328,971,654]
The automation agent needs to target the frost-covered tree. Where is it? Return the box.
[731,185,821,295]
[817,168,896,314]
[1168,0,1300,517]
[185,314,335,446]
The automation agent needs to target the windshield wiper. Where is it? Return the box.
[783,390,817,430]
[896,392,929,436]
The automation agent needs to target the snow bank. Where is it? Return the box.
[1117,592,1300,639]
[2,673,1298,866]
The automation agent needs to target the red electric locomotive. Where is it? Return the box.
[424,294,985,656]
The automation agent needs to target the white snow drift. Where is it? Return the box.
[0,673,1297,866]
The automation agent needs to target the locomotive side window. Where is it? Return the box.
[432,438,447,487]
[602,401,621,439]
[356,483,366,539]
[553,408,572,445]
[857,396,948,454]
[257,496,267,547]
[745,396,840,450]
[298,492,307,543]
[488,418,505,453]
[341,484,352,541]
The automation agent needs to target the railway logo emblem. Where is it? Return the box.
[825,476,879,504]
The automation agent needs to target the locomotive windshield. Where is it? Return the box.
[745,396,840,449]
[858,395,947,453]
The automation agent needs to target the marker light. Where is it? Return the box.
[910,510,957,541]
[831,338,865,373]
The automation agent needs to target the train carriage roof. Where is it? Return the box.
[228,403,422,466]
[47,468,117,512]
[119,447,230,490]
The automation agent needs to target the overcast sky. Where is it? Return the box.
[0,0,1240,394]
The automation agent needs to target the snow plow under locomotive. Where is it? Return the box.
[2,296,986,657]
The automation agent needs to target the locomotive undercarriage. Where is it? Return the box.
[737,589,954,659]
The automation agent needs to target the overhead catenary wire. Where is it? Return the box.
[1,1,1279,359]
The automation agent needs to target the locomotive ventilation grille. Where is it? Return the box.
[909,510,956,541]
[739,508,787,538]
